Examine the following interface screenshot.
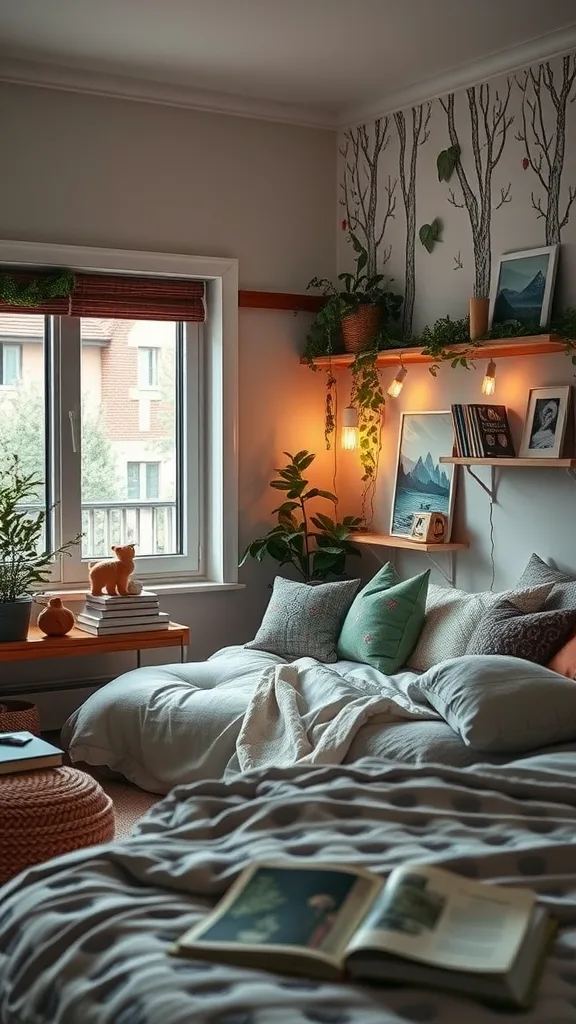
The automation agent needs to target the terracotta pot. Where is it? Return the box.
[469,297,490,342]
[341,304,382,353]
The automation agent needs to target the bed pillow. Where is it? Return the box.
[548,631,576,679]
[405,582,552,673]
[245,575,360,663]
[420,654,576,753]
[516,552,576,611]
[337,565,429,674]
[466,600,576,665]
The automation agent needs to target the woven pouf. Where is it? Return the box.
[0,699,41,736]
[0,766,115,885]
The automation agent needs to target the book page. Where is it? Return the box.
[178,861,382,963]
[347,864,535,973]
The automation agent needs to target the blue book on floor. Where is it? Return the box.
[0,732,63,775]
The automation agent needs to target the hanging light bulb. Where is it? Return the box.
[387,365,407,399]
[341,406,359,450]
[481,359,496,396]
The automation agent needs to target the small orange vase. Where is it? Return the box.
[469,297,490,341]
[37,597,75,637]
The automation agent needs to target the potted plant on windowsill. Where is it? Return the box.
[240,450,363,582]
[0,453,80,642]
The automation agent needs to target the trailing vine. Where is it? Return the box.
[349,349,385,524]
[0,271,75,307]
[324,366,337,449]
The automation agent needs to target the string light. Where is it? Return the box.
[341,406,359,450]
[481,359,496,396]
[387,365,407,399]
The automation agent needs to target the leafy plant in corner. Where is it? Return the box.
[303,233,403,363]
[0,452,80,606]
[239,450,362,582]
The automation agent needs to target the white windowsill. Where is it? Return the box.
[41,582,246,602]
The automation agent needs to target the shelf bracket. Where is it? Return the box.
[425,551,455,587]
[566,467,576,486]
[465,464,496,502]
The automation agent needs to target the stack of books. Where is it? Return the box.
[77,591,170,636]
[0,732,63,775]
[451,403,515,459]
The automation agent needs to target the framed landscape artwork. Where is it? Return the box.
[489,245,558,330]
[390,411,456,540]
[519,386,571,459]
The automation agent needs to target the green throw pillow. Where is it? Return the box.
[337,563,430,674]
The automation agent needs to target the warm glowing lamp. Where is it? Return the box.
[341,406,359,450]
[481,359,496,396]
[387,365,407,398]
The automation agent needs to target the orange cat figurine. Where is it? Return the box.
[88,544,136,597]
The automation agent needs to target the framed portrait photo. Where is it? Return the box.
[489,245,559,331]
[390,411,457,540]
[519,386,572,459]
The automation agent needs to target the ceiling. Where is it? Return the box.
[1,0,576,127]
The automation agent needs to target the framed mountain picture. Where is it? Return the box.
[489,246,558,330]
[390,411,456,540]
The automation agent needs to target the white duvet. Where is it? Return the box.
[63,646,438,792]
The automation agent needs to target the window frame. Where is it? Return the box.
[0,239,239,589]
[137,346,159,389]
[0,341,22,386]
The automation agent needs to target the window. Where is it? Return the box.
[0,240,239,590]
[0,343,22,385]
[138,346,159,388]
[126,461,160,500]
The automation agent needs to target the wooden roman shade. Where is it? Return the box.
[0,270,205,322]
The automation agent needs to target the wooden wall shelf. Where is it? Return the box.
[353,532,468,553]
[440,457,576,468]
[302,335,565,368]
[239,291,324,312]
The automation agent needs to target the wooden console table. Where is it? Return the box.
[0,622,189,676]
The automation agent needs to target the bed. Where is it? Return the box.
[2,757,576,1023]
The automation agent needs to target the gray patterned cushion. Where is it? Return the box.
[466,599,576,664]
[406,582,552,672]
[245,575,360,663]
[516,552,576,611]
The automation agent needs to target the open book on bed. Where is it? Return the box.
[171,861,554,1009]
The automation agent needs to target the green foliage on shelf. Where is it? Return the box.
[0,271,74,307]
[239,450,363,582]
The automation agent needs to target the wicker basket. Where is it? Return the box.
[0,699,41,736]
[341,304,382,353]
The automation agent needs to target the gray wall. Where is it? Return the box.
[0,84,336,722]
[337,50,576,592]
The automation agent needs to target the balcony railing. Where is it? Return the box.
[82,500,178,558]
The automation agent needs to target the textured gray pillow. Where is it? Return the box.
[466,600,576,665]
[246,576,360,663]
[420,654,576,753]
[517,553,576,611]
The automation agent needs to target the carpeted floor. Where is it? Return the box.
[44,731,161,840]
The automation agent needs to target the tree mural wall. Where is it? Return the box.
[516,55,576,244]
[339,118,397,275]
[440,83,513,296]
[393,103,431,337]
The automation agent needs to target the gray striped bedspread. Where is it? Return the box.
[2,757,576,1023]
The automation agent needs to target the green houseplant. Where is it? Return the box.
[240,450,362,582]
[0,453,79,641]
[304,233,403,360]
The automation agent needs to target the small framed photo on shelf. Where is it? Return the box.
[519,386,571,459]
[489,245,559,331]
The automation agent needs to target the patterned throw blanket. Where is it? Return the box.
[2,758,576,1023]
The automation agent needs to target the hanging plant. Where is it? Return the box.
[324,366,337,449]
[0,271,75,308]
[349,349,386,524]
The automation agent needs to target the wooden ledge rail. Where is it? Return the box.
[238,290,325,312]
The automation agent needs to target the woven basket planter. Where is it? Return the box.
[0,699,41,736]
[0,766,114,884]
[341,304,382,353]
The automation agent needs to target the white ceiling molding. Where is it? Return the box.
[0,55,338,130]
[339,24,576,128]
[1,23,576,132]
